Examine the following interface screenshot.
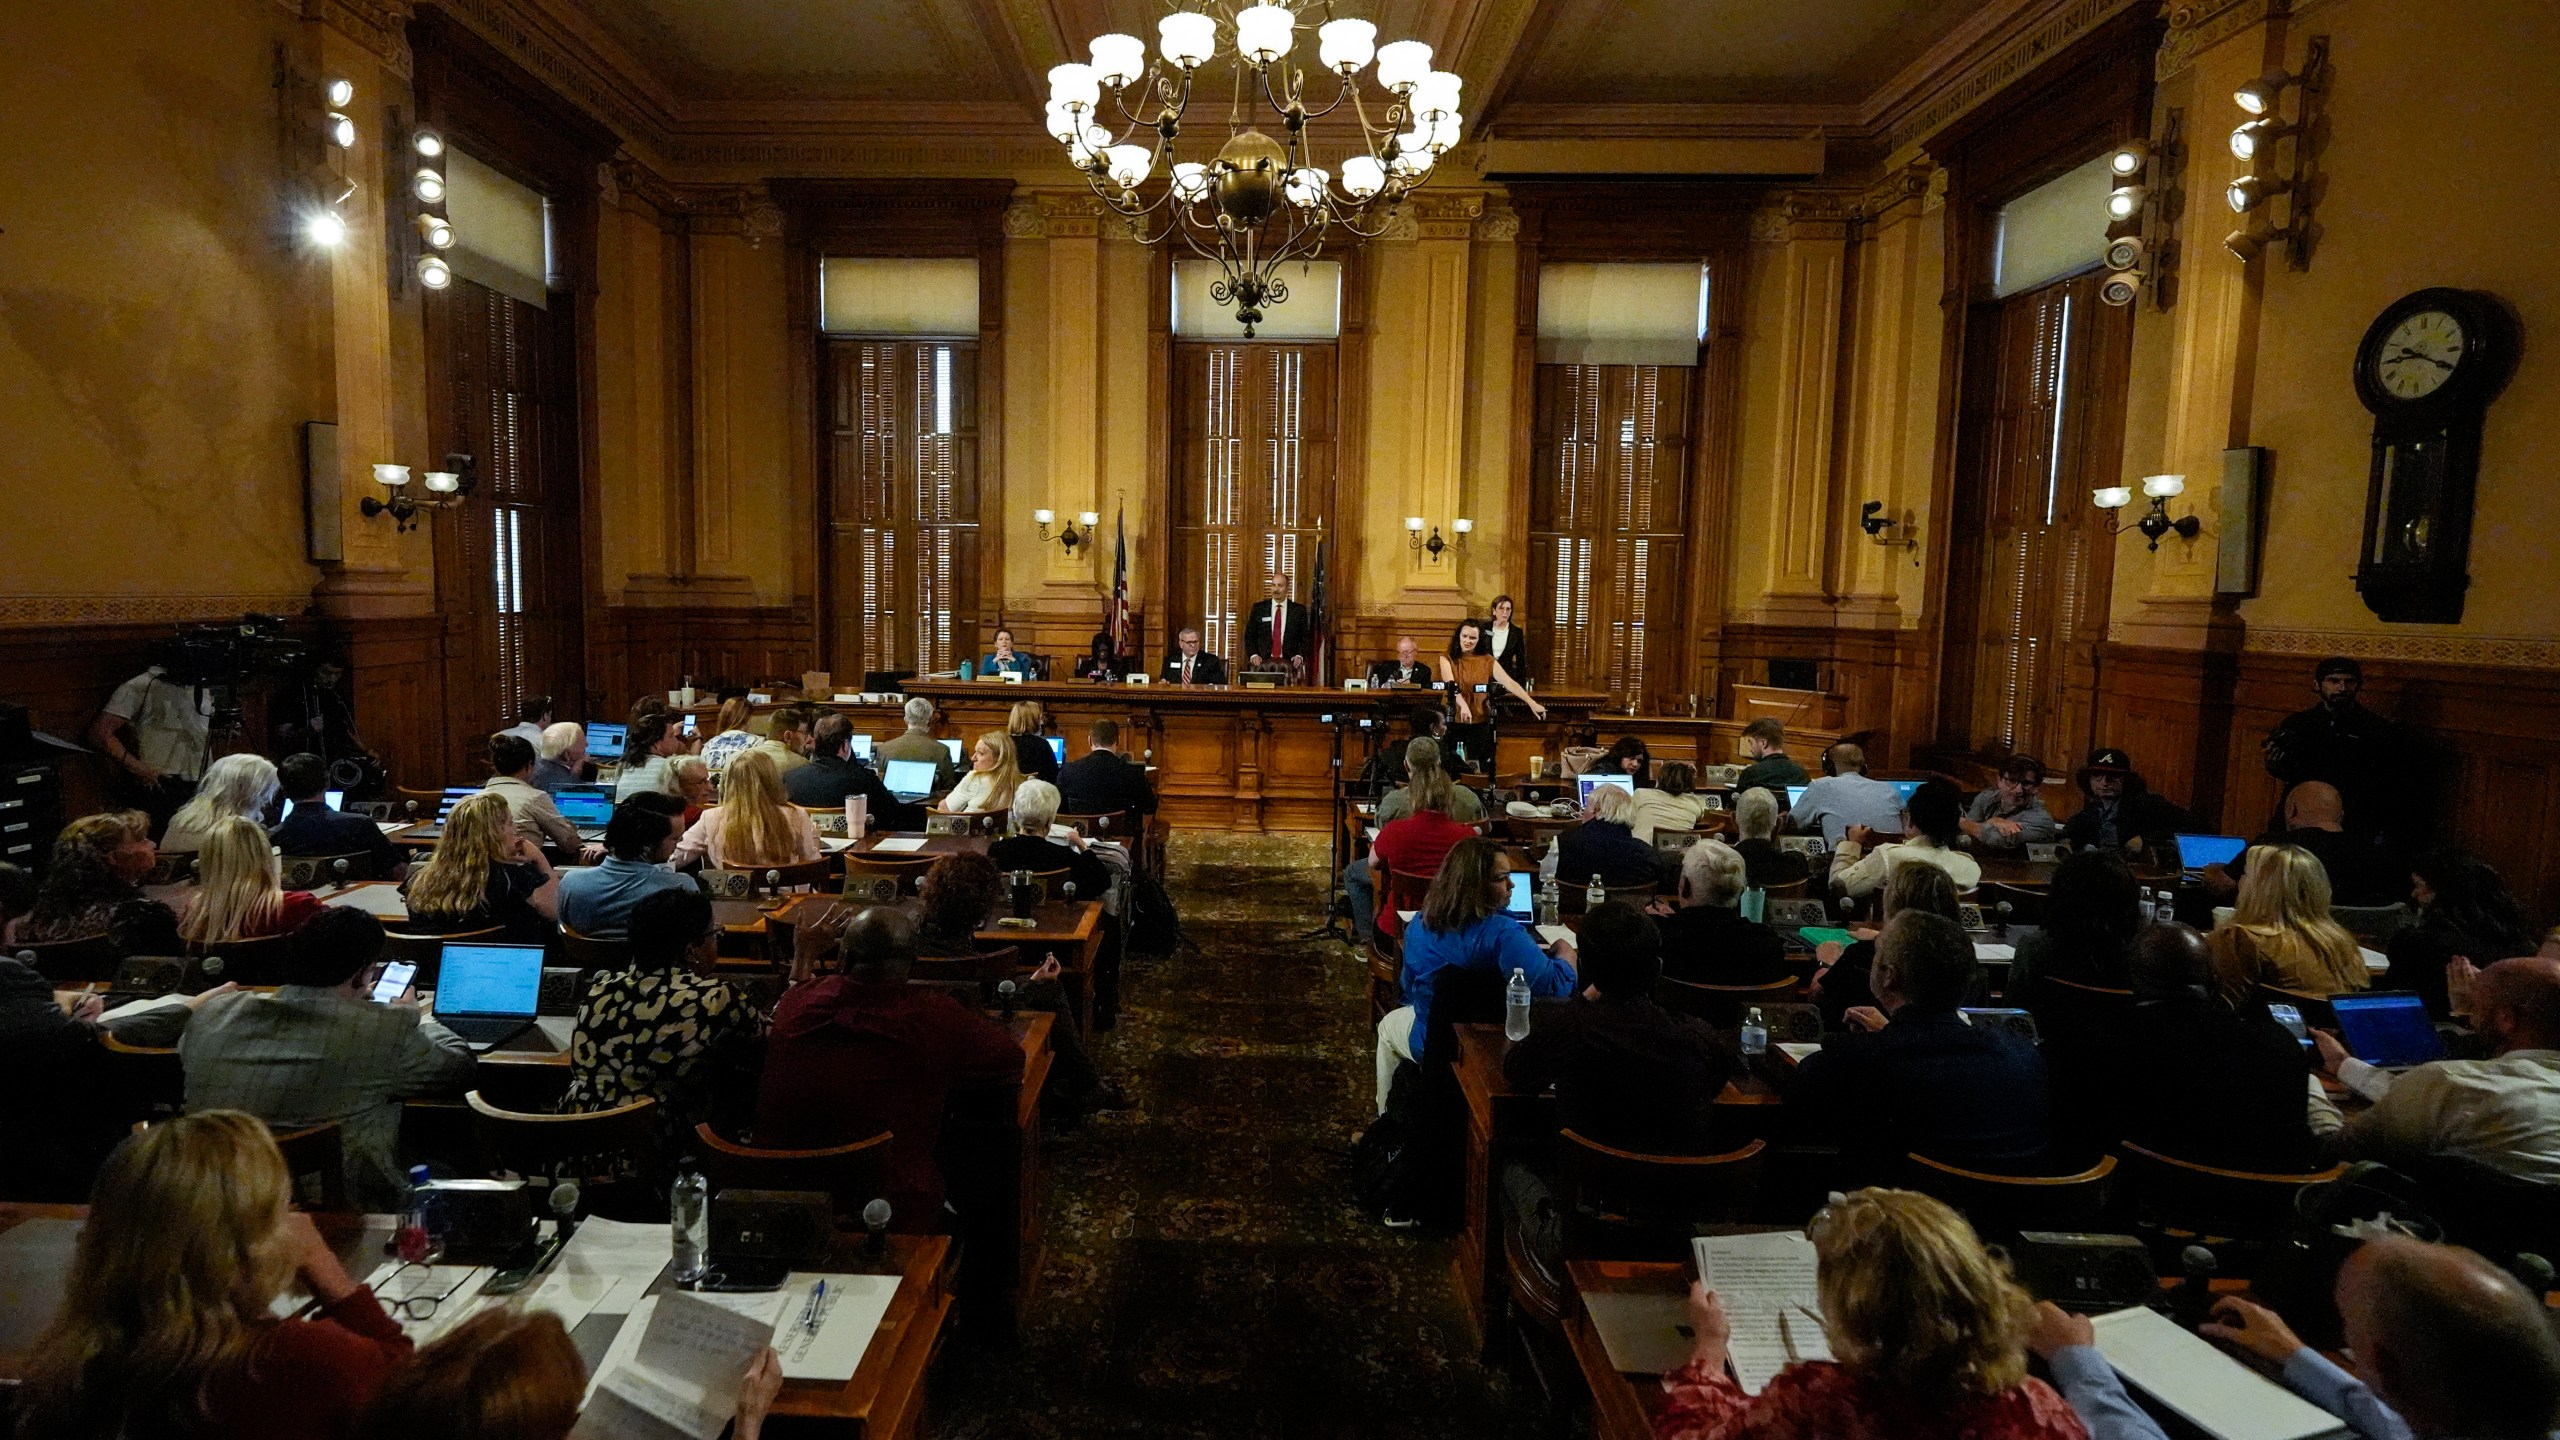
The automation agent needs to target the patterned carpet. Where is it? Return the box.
[926,833,1544,1440]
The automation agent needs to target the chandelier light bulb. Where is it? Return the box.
[416,213,454,249]
[1158,12,1216,70]
[1105,144,1154,189]
[412,167,446,203]
[2106,184,2146,221]
[327,112,356,149]
[1339,155,1386,199]
[1283,166,1329,208]
[413,128,444,158]
[306,210,348,248]
[1317,17,1376,73]
[325,77,354,107]
[1089,33,1146,88]
[1374,39,1433,92]
[1171,162,1211,201]
[1048,62,1100,108]
[1410,70,1463,119]
[417,253,451,289]
[1234,5,1294,66]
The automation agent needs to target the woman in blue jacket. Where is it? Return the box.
[1374,836,1577,1113]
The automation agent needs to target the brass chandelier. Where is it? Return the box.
[1044,3,1464,336]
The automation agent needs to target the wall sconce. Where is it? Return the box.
[2223,36,2327,271]
[360,452,477,532]
[2094,473,2200,551]
[2100,110,2182,310]
[1859,500,1921,563]
[1406,517,1467,560]
[1035,509,1099,554]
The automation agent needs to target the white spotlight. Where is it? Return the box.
[412,167,446,203]
[327,112,356,149]
[412,128,445,158]
[325,77,354,107]
[306,210,348,247]
[417,253,452,289]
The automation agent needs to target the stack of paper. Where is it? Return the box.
[2088,1307,2350,1440]
[870,836,929,854]
[1690,1231,1833,1393]
[577,1291,776,1440]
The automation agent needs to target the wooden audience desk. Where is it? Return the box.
[767,891,1106,1031]
[1450,1023,1781,1353]
[0,1204,956,1439]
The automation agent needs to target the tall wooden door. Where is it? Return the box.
[1527,363,1695,713]
[1168,342,1337,662]
[822,338,984,681]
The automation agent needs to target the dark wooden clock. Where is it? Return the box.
[2351,287,2516,623]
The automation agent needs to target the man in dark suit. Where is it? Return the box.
[2109,923,2320,1172]
[1161,627,1227,687]
[270,752,406,882]
[1057,718,1157,817]
[1368,635,1431,688]
[1242,571,1312,678]
[1788,909,2050,1176]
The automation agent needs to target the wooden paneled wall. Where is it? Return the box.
[595,605,819,701]
[1717,624,1932,765]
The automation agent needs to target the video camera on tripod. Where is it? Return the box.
[160,614,307,741]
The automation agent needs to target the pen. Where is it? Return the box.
[800,1280,827,1335]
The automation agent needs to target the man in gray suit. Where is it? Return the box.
[875,696,961,791]
[181,907,476,1210]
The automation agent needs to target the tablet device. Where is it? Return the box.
[2330,991,2446,1069]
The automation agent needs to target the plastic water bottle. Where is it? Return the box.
[2151,887,2177,925]
[1585,872,1607,913]
[1537,874,1561,927]
[396,1163,443,1263]
[670,1169,710,1285]
[1740,886,1767,923]
[1504,968,1532,1042]
[1741,1007,1769,1062]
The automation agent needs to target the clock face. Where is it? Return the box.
[2375,309,2466,400]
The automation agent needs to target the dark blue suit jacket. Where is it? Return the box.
[1787,1008,2049,1173]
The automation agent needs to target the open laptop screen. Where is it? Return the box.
[1047,736,1068,764]
[585,722,627,760]
[1785,784,1811,809]
[883,759,938,799]
[1576,773,1637,807]
[2173,833,2250,873]
[2331,992,2446,1068]
[1505,870,1535,922]
[1889,779,1922,805]
[434,944,543,1019]
[941,738,964,764]
[852,733,874,762]
[556,792,614,829]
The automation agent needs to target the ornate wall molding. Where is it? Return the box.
[0,594,319,629]
[1477,207,1521,243]
[2244,628,2560,672]
[1874,0,2144,160]
[1002,197,1045,239]
[1857,160,1937,223]
[2158,0,2287,79]
[304,0,416,78]
[1750,191,1858,243]
[1414,191,1488,242]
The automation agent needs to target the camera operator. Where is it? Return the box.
[89,643,216,831]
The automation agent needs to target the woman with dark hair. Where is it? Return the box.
[1484,593,1531,687]
[1373,838,1576,1113]
[914,852,1128,1112]
[1438,619,1546,770]
[562,887,766,1163]
[1076,630,1123,683]
[19,811,160,943]
[1595,734,1654,789]
[1829,779,1981,902]
[2007,850,2147,996]
[2388,849,2538,1019]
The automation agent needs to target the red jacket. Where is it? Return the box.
[203,1287,412,1440]
[754,977,1024,1224]
[1372,810,1477,938]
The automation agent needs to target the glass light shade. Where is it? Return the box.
[2107,184,2145,220]
[328,112,356,149]
[1159,12,1216,69]
[1105,143,1154,189]
[1339,155,1385,199]
[1045,101,1081,142]
[1405,517,1425,532]
[1284,167,1329,208]
[2091,486,2133,510]
[1071,124,1113,166]
[1033,509,1056,525]
[325,77,354,107]
[416,214,453,249]
[1048,63,1100,107]
[1452,518,1473,534]
[1089,32,1147,87]
[306,211,348,248]
[373,463,412,488]
[1172,162,1211,201]
[417,254,451,289]
[1374,39,1432,91]
[1426,113,1463,154]
[1318,17,1376,72]
[2109,142,2146,176]
[412,167,445,203]
[1076,511,1101,526]
[1234,4,1294,65]
[413,128,444,158]
[2142,473,2186,499]
[1410,70,1462,117]
[424,471,461,493]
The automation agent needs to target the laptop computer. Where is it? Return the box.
[1889,779,1922,805]
[283,790,347,821]
[941,738,965,764]
[555,790,614,839]
[1504,870,1536,925]
[1046,735,1067,765]
[2330,991,2447,1069]
[852,733,874,763]
[429,942,545,1050]
[585,722,627,760]
[883,758,938,800]
[2172,832,2250,879]
[1576,772,1637,807]
[1785,784,1811,809]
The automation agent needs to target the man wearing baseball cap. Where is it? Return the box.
[2060,747,2191,857]
[1958,754,2058,853]
[2265,656,2399,839]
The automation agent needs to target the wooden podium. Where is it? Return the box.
[1727,684,1846,733]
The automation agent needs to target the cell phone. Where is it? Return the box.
[682,714,699,737]
[2267,1002,2311,1048]
[371,960,417,1004]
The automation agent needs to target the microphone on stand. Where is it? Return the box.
[2175,1244,2218,1328]
[863,1198,893,1261]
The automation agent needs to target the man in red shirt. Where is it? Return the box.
[754,907,1022,1227]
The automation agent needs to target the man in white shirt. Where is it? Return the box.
[2312,955,2560,1185]
[90,661,215,826]
[497,694,552,747]
[481,731,599,861]
[1785,743,1906,847]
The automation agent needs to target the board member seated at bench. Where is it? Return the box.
[980,626,1039,680]
[1161,628,1227,686]
[1369,636,1431,687]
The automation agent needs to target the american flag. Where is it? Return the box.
[1308,530,1331,686]
[1105,505,1130,663]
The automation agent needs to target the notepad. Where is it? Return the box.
[1797,926,1856,948]
[756,1272,897,1381]
[1583,1289,1700,1375]
[870,836,928,853]
[1692,1231,1833,1394]
[2087,1306,2349,1440]
[1536,924,1575,947]
[1776,1041,1822,1063]
[579,1291,776,1440]
[1974,942,2016,961]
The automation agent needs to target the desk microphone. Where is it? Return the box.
[1993,901,2013,938]
[996,979,1018,1020]
[2510,1252,2554,1298]
[405,800,419,821]
[549,1178,583,1245]
[2175,1244,2218,1327]
[863,1199,892,1261]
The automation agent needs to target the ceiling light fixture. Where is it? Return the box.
[1044,4,1463,336]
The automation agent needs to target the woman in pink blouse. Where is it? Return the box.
[1656,1189,2092,1440]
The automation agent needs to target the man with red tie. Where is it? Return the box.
[1160,627,1228,686]
[1243,570,1313,681]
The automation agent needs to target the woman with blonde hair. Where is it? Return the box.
[697,696,759,772]
[163,752,280,852]
[18,809,160,943]
[941,729,1024,815]
[2210,842,2370,1001]
[1009,699,1060,782]
[1656,1188,2135,1438]
[403,790,559,944]
[16,1110,412,1440]
[180,815,324,945]
[673,749,821,869]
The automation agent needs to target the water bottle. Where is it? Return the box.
[1741,1007,1769,1062]
[1537,874,1561,927]
[1504,967,1532,1042]
[670,1169,710,1285]
[1585,872,1607,912]
[2151,887,2176,925]
[396,1163,444,1263]
[1740,886,1766,924]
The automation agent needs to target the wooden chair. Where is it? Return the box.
[1366,935,1404,1026]
[845,855,939,895]
[273,1122,350,1211]
[910,944,1021,1003]
[1903,1152,2115,1239]
[1556,1130,1765,1260]
[1972,881,2046,928]
[694,1121,894,1222]
[1056,810,1139,844]
[13,933,120,985]
[1500,1198,1581,1429]
[187,932,297,987]
[143,851,199,886]
[1656,974,1801,1028]
[2116,1141,2346,1251]
[1558,880,1658,918]
[740,857,836,895]
[1378,868,1435,935]
[281,853,375,891]
[2329,903,2414,945]
[99,1031,184,1127]
[557,927,631,973]
[1760,877,1811,900]
[464,1091,658,1185]
[1017,867,1074,901]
